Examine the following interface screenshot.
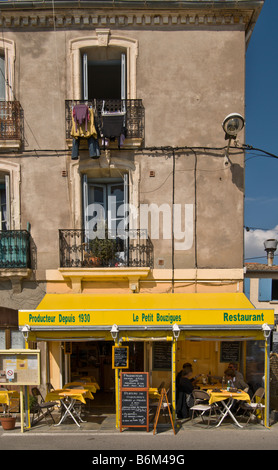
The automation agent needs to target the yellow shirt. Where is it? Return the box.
[71,106,98,139]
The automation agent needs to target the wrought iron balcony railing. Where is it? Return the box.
[59,229,153,268]
[65,99,144,144]
[0,101,23,142]
[0,230,31,268]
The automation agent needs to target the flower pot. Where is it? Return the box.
[0,416,16,430]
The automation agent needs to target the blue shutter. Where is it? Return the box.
[244,278,250,299]
[258,278,272,301]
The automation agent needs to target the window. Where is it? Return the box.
[70,34,138,100]
[258,278,278,301]
[0,52,5,101]
[83,50,126,100]
[0,173,10,230]
[83,174,128,236]
[0,39,15,101]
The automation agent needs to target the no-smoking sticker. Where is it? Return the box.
[6,369,15,380]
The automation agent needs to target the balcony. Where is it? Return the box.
[0,230,31,269]
[59,229,153,269]
[0,101,23,151]
[58,229,152,292]
[65,99,144,150]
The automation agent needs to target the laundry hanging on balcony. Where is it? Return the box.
[100,101,126,149]
[70,104,100,160]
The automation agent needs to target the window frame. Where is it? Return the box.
[69,32,138,100]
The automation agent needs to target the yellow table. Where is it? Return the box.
[0,390,20,413]
[45,388,94,427]
[63,381,99,393]
[149,388,160,400]
[207,389,250,428]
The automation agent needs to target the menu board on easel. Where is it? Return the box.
[120,372,149,432]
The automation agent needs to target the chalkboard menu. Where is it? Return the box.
[112,346,129,369]
[153,342,172,370]
[120,372,149,432]
[220,341,240,363]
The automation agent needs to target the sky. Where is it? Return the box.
[244,0,278,263]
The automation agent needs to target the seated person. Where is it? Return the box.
[228,362,244,382]
[176,364,195,419]
[224,368,249,392]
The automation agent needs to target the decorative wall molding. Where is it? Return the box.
[0,11,252,29]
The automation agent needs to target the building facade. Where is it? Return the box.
[0,0,273,425]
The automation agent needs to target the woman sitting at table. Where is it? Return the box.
[224,368,249,392]
[176,364,195,419]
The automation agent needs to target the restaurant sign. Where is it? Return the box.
[18,308,274,329]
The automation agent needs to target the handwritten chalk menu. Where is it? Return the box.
[112,346,129,369]
[153,341,172,370]
[0,349,40,385]
[220,341,240,363]
[120,372,149,432]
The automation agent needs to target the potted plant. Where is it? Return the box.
[0,412,16,430]
[88,227,118,266]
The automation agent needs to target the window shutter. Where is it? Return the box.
[121,53,126,101]
[82,174,88,233]
[83,53,88,100]
[244,278,250,299]
[123,173,129,262]
[0,54,5,101]
[5,174,10,230]
[258,278,272,301]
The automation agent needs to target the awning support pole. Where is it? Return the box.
[172,338,176,423]
[265,336,270,428]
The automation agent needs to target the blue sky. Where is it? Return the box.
[244,0,278,262]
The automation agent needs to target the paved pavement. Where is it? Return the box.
[1,408,278,454]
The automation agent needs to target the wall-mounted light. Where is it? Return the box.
[172,323,180,340]
[222,113,245,165]
[262,323,271,340]
[110,324,119,340]
[222,113,245,140]
[21,324,30,342]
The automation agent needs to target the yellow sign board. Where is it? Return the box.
[18,308,274,328]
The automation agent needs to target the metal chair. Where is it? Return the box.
[237,387,265,425]
[190,390,218,427]
[31,387,57,426]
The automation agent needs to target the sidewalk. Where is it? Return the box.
[1,407,275,434]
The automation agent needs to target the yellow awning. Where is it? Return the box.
[19,293,274,334]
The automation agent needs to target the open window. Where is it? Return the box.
[82,47,126,101]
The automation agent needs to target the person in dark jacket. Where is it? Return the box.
[176,364,195,419]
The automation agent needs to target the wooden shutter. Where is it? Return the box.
[83,53,88,100]
[258,278,272,301]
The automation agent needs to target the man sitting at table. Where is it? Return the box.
[228,362,244,382]
[176,364,195,419]
[224,368,249,393]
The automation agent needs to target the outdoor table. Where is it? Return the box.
[207,388,250,428]
[149,388,160,400]
[198,382,222,390]
[63,381,99,393]
[0,390,20,414]
[45,388,94,427]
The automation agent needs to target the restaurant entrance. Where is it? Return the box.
[66,340,144,404]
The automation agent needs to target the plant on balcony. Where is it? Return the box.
[88,228,118,267]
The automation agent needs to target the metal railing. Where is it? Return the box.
[65,99,144,142]
[0,230,31,268]
[0,101,23,141]
[59,229,153,268]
